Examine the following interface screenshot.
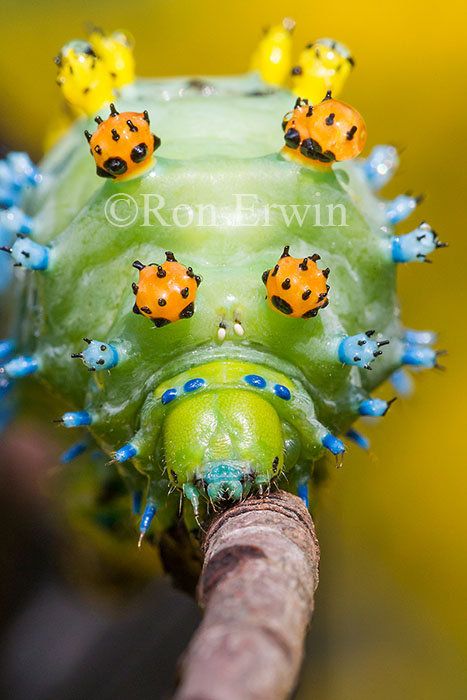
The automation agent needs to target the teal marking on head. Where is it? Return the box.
[202,463,245,502]
[203,463,243,483]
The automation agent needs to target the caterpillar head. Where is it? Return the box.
[291,38,354,103]
[132,253,201,327]
[85,104,161,180]
[54,40,114,115]
[282,93,366,167]
[163,386,285,509]
[262,246,330,318]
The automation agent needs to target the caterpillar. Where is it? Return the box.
[0,22,446,548]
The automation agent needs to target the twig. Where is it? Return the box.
[173,490,320,700]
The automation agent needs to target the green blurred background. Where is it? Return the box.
[0,0,465,697]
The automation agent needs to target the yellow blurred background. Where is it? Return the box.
[0,0,465,697]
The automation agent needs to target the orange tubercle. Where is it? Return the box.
[132,254,201,327]
[85,104,161,180]
[281,93,366,169]
[262,247,330,319]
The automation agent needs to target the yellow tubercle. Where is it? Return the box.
[53,30,135,126]
[88,28,135,89]
[250,17,295,87]
[55,40,114,116]
[291,38,354,104]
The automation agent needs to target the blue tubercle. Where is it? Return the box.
[359,397,396,417]
[0,228,13,291]
[139,501,157,546]
[59,410,93,428]
[114,443,138,462]
[322,432,345,455]
[2,355,39,378]
[71,338,119,371]
[389,368,414,396]
[297,482,309,509]
[0,186,16,209]
[0,152,41,207]
[345,428,370,450]
[338,330,389,370]
[402,343,444,369]
[404,329,438,346]
[0,207,34,235]
[385,194,422,224]
[60,440,88,463]
[2,152,41,187]
[391,222,446,263]
[0,339,15,360]
[1,235,50,270]
[361,145,399,191]
[396,331,444,373]
[132,490,143,515]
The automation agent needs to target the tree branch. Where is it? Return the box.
[173,490,320,700]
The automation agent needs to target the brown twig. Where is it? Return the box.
[173,490,320,700]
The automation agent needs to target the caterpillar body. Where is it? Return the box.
[0,24,445,547]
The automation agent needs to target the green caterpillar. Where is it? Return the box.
[0,25,446,546]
